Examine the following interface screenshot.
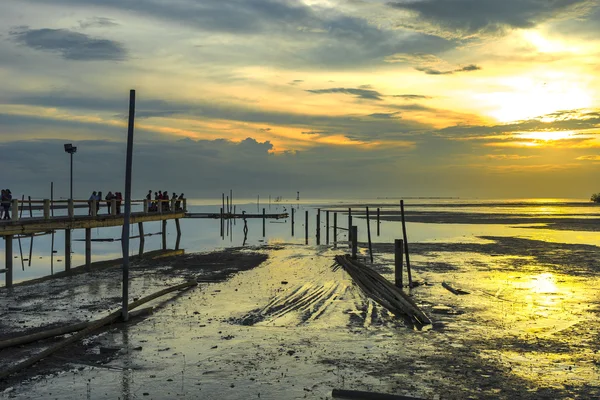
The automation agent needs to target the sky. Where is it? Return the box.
[0,0,599,200]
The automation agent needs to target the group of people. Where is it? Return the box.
[88,191,123,215]
[147,190,185,212]
[1,189,12,220]
[87,190,185,215]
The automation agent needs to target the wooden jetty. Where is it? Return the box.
[185,212,288,219]
[1,198,187,288]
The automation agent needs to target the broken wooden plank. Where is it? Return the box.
[442,281,470,295]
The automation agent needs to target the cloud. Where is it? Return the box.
[388,0,594,36]
[368,112,401,119]
[306,87,383,100]
[288,80,304,85]
[416,64,482,75]
[78,17,119,29]
[482,154,539,160]
[576,155,600,161]
[10,27,127,61]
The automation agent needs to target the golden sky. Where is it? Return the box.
[0,0,599,198]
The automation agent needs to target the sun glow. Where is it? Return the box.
[482,76,592,123]
[517,131,576,141]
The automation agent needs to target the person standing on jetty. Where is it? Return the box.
[105,191,114,214]
[115,192,122,214]
[176,193,184,211]
[96,191,102,214]
[1,189,12,219]
[88,191,97,216]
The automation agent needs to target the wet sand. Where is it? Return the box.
[1,236,600,399]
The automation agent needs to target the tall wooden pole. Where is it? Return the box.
[316,209,320,245]
[122,89,136,322]
[348,208,352,249]
[351,226,358,260]
[333,212,337,248]
[377,207,380,236]
[400,200,412,287]
[291,208,295,236]
[262,208,266,237]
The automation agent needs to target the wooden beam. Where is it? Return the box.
[65,229,71,272]
[5,236,13,287]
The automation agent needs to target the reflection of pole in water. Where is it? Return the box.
[242,211,248,246]
[121,326,132,400]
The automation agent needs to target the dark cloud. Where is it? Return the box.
[416,64,481,75]
[20,0,455,68]
[10,27,127,61]
[306,87,383,100]
[388,0,593,35]
[368,112,401,119]
[289,80,304,85]
[78,17,119,29]
[391,94,433,100]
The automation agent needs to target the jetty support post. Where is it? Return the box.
[222,193,225,216]
[11,199,19,221]
[366,206,373,264]
[138,222,145,256]
[262,208,266,237]
[377,207,380,236]
[68,199,74,219]
[85,228,91,269]
[5,236,13,288]
[400,200,412,287]
[326,210,330,245]
[333,212,337,248]
[65,229,71,272]
[175,218,181,250]
[43,199,50,220]
[226,196,229,215]
[305,210,308,245]
[351,226,358,260]
[394,239,403,288]
[348,208,352,249]
[316,209,320,245]
[162,220,167,250]
[291,208,295,236]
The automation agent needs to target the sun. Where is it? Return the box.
[481,75,592,123]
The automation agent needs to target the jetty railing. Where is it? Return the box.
[1,198,187,222]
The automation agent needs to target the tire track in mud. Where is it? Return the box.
[232,277,402,329]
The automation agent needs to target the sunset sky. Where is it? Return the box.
[1,0,599,199]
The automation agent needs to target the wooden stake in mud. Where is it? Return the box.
[326,210,330,245]
[65,229,71,272]
[257,195,260,212]
[226,195,229,215]
[220,207,224,238]
[291,208,295,236]
[333,212,337,247]
[400,200,412,287]
[316,209,321,245]
[348,208,352,249]
[351,226,358,260]
[222,193,225,216]
[377,207,380,236]
[85,228,91,269]
[5,236,13,288]
[162,220,167,250]
[394,239,403,288]
[175,218,181,250]
[305,210,309,245]
[366,207,373,264]
[262,208,266,237]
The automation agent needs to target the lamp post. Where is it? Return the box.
[63,144,77,200]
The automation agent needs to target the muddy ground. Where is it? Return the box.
[1,238,600,399]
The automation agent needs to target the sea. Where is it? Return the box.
[2,197,599,285]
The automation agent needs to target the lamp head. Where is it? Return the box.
[64,143,77,154]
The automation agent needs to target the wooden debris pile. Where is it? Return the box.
[334,255,430,326]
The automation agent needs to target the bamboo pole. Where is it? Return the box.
[326,211,330,245]
[351,226,358,260]
[333,212,337,248]
[305,210,308,244]
[400,200,412,287]
[291,208,295,236]
[377,207,380,236]
[316,209,320,245]
[366,206,373,264]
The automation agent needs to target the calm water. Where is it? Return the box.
[1,198,599,285]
